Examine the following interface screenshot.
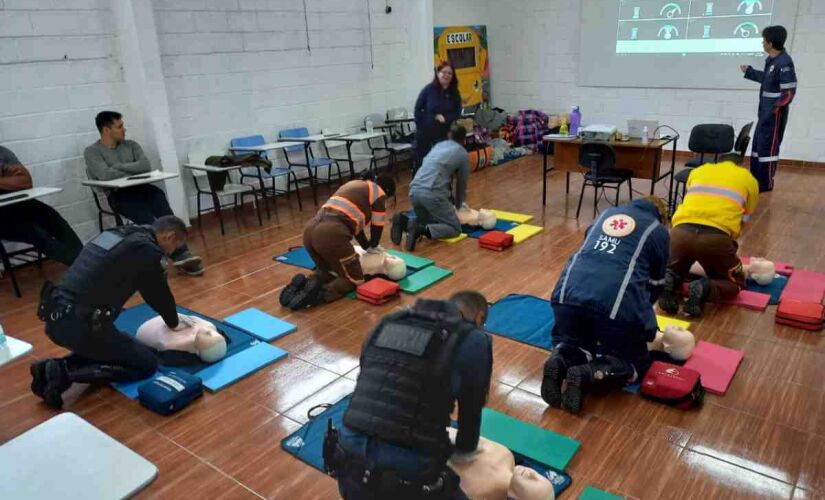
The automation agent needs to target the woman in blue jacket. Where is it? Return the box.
[413,62,463,169]
[541,197,670,414]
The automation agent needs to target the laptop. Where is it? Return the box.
[627,120,659,139]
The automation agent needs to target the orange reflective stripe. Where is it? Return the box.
[367,181,385,204]
[323,196,366,232]
[372,211,387,226]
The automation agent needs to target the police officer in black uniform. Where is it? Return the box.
[325,291,493,500]
[30,215,190,409]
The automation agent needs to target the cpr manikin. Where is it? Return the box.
[689,257,776,286]
[353,245,407,280]
[457,203,497,230]
[136,315,227,363]
[446,428,555,500]
[647,324,696,361]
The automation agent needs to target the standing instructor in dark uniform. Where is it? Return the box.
[741,25,797,192]
[414,62,463,170]
[31,215,190,408]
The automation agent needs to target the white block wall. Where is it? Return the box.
[0,0,129,243]
[152,0,433,214]
[435,0,825,162]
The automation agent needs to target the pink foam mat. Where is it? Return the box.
[683,341,744,395]
[678,284,770,311]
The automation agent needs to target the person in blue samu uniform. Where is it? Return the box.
[740,25,797,192]
[541,197,670,414]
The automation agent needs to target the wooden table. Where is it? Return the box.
[541,135,678,211]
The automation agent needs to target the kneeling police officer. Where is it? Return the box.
[325,291,493,500]
[31,215,190,408]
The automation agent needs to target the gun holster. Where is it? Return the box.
[323,418,340,477]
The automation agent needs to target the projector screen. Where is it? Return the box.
[579,0,799,89]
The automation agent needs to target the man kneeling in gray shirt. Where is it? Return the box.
[391,124,470,251]
[83,111,203,276]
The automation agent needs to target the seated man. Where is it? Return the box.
[541,197,670,414]
[83,111,203,276]
[0,145,82,266]
[329,291,493,500]
[392,124,470,251]
[31,216,190,409]
[446,428,555,500]
[658,154,759,317]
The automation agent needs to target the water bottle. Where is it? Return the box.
[0,322,5,345]
[641,126,649,145]
[559,118,569,137]
[569,106,581,137]
[365,118,374,133]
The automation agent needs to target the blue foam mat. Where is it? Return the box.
[485,294,555,350]
[745,275,788,305]
[281,395,572,497]
[274,247,316,270]
[463,220,520,238]
[112,304,286,397]
[223,308,296,342]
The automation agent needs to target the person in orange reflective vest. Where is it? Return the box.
[280,174,396,310]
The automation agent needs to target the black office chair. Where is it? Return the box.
[733,121,754,159]
[1,241,43,298]
[576,143,633,218]
[673,124,735,200]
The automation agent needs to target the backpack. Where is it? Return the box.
[640,361,704,409]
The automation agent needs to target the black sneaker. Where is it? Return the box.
[683,278,710,318]
[405,217,423,252]
[541,355,566,408]
[561,365,592,415]
[30,360,48,399]
[42,359,71,409]
[658,272,680,315]
[287,278,325,310]
[279,274,308,307]
[390,213,408,246]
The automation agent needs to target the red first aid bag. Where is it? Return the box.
[478,231,514,251]
[357,278,400,305]
[775,300,824,331]
[640,361,705,410]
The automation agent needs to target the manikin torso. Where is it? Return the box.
[136,315,227,363]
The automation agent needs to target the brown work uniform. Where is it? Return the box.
[303,180,387,302]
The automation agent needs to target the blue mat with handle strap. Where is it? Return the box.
[280,394,573,497]
[274,246,316,270]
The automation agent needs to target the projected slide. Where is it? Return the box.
[616,0,775,54]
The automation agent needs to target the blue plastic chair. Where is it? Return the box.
[230,135,302,211]
[279,128,343,205]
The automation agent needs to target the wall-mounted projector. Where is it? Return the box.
[578,124,617,141]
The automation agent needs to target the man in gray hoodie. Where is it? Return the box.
[392,124,470,251]
[83,111,203,276]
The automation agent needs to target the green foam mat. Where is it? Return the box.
[398,266,453,294]
[579,486,624,500]
[480,408,580,471]
[385,250,434,271]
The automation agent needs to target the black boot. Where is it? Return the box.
[42,359,71,409]
[541,344,589,408]
[279,273,308,307]
[287,278,326,310]
[405,217,426,252]
[684,278,710,318]
[390,213,408,246]
[562,355,633,415]
[30,360,48,399]
[658,271,680,315]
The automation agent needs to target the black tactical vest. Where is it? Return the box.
[343,300,472,457]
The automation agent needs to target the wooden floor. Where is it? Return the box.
[1,154,825,500]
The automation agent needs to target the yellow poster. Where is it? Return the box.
[434,25,490,108]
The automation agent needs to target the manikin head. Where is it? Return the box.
[194,328,227,363]
[450,290,488,328]
[661,325,696,361]
[478,209,497,230]
[152,215,188,257]
[747,257,776,285]
[95,110,126,145]
[508,465,556,500]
